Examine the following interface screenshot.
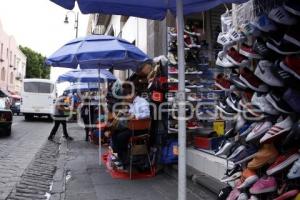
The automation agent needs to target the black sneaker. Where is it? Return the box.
[48,135,54,141]
[217,98,237,115]
[253,38,275,59]
[273,60,300,90]
[64,136,74,141]
[226,92,241,112]
[229,74,248,90]
[224,128,237,139]
[266,91,293,114]
[282,122,300,151]
[266,40,300,55]
[220,164,242,182]
[217,186,232,200]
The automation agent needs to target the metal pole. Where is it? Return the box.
[98,68,102,166]
[176,0,187,200]
[75,12,79,38]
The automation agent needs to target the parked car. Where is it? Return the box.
[0,97,13,136]
[11,101,21,115]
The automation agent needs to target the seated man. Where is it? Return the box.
[111,89,150,167]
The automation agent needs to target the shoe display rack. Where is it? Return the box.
[167,20,227,153]
[215,0,300,199]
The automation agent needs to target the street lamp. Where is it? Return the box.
[64,11,79,38]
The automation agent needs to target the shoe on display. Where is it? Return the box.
[265,91,293,114]
[240,68,269,93]
[226,48,250,67]
[187,120,201,130]
[274,189,300,200]
[240,22,256,36]
[246,121,273,142]
[168,52,177,65]
[215,73,231,90]
[220,165,242,182]
[267,40,300,55]
[251,92,279,115]
[217,32,234,47]
[254,60,284,87]
[282,123,300,151]
[260,116,294,143]
[252,14,277,32]
[224,128,237,139]
[228,145,246,160]
[253,38,274,59]
[218,186,233,200]
[248,143,279,170]
[249,176,277,194]
[237,193,248,200]
[231,144,258,164]
[168,77,178,83]
[216,51,235,68]
[283,88,300,114]
[274,60,300,90]
[284,0,300,16]
[229,29,246,43]
[280,55,300,80]
[268,6,298,25]
[216,140,235,156]
[234,113,246,132]
[229,74,248,90]
[226,93,241,112]
[287,157,300,179]
[266,150,300,176]
[283,27,300,48]
[226,187,241,200]
[217,98,237,116]
[168,66,178,74]
[239,44,262,59]
[238,168,259,189]
[240,122,257,137]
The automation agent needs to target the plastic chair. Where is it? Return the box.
[127,118,153,179]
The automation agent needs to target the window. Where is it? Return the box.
[1,68,5,81]
[10,72,13,84]
[24,82,54,93]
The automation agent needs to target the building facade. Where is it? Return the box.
[0,19,27,95]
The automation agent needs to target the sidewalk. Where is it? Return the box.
[50,123,217,200]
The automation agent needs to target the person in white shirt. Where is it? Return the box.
[111,89,150,167]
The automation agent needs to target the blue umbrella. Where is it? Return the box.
[46,35,150,71]
[57,69,116,83]
[64,83,99,93]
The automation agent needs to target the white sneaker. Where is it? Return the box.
[229,29,246,43]
[228,145,246,160]
[217,32,234,47]
[246,121,273,142]
[287,157,300,179]
[215,140,235,156]
[216,51,235,68]
[254,60,284,87]
[260,116,294,143]
[251,93,279,116]
[268,6,298,26]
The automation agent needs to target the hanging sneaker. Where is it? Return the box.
[216,51,235,68]
[226,48,250,67]
[266,150,300,176]
[220,165,242,182]
[252,14,277,32]
[274,60,300,90]
[284,0,300,16]
[215,73,231,90]
[238,168,259,189]
[260,116,294,143]
[228,29,246,43]
[254,60,284,87]
[283,88,300,113]
[240,22,256,36]
[240,68,269,92]
[217,32,234,47]
[287,157,300,179]
[226,92,241,112]
[280,55,300,80]
[265,91,293,114]
[251,92,279,115]
[267,40,300,55]
[239,44,262,59]
[217,98,237,115]
[248,143,279,170]
[269,6,298,25]
[253,38,274,59]
[283,27,300,47]
[229,74,248,90]
[249,176,277,194]
[231,144,258,164]
[246,121,273,142]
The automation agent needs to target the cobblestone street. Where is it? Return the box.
[0,116,53,200]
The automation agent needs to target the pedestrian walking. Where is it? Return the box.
[81,98,91,141]
[48,95,73,141]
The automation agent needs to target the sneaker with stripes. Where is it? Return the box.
[260,116,293,143]
[268,7,298,26]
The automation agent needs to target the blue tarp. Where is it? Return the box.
[57,69,116,83]
[50,0,249,20]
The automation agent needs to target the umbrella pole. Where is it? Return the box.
[176,0,187,200]
[98,68,102,166]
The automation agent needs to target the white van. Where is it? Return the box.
[21,78,56,120]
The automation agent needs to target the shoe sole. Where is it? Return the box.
[250,186,277,194]
[260,128,292,143]
[220,172,242,182]
[280,61,300,81]
[265,94,292,114]
[246,126,271,142]
[239,48,262,59]
[267,154,300,176]
[234,153,257,164]
[239,75,267,92]
[266,42,300,55]
[283,4,300,17]
[237,175,259,189]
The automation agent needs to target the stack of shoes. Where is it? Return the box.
[216,1,300,199]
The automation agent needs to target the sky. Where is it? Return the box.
[0,0,90,94]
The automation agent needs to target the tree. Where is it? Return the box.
[19,46,50,79]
